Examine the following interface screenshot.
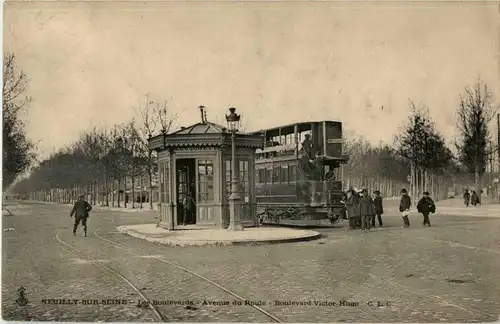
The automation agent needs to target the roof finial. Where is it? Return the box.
[199,105,206,124]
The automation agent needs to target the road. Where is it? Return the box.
[2,201,500,322]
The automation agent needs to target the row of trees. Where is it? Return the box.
[5,50,498,204]
[3,53,36,189]
[343,79,498,201]
[11,97,175,209]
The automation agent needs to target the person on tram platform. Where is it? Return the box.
[301,134,313,158]
[325,169,335,181]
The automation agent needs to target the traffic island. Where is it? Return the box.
[116,224,321,247]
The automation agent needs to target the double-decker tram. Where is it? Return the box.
[249,121,349,226]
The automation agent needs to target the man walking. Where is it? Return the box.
[417,191,436,227]
[399,188,412,228]
[371,190,384,227]
[463,189,470,207]
[70,194,92,237]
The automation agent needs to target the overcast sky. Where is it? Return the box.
[4,1,499,159]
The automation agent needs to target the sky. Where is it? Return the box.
[4,1,499,159]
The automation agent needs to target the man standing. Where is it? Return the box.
[359,189,375,232]
[182,192,195,226]
[345,189,360,229]
[399,188,412,228]
[70,194,92,237]
[417,191,436,227]
[371,190,384,227]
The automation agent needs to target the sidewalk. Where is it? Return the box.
[117,224,321,246]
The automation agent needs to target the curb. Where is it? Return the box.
[117,226,321,247]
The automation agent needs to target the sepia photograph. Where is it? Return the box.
[2,1,500,322]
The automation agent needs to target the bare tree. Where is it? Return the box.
[135,96,176,209]
[3,52,36,189]
[455,79,497,195]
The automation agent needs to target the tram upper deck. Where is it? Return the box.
[249,120,349,164]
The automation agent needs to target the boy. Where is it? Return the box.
[399,188,411,228]
[372,190,384,227]
[417,191,436,227]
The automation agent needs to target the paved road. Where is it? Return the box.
[2,201,499,322]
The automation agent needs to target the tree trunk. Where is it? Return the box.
[132,172,136,209]
[117,178,121,208]
[149,171,154,210]
[139,175,143,209]
[111,178,115,207]
[475,164,481,201]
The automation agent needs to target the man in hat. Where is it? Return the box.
[372,190,384,227]
[301,134,313,159]
[70,194,93,237]
[417,191,436,227]
[182,192,195,225]
[359,188,375,231]
[463,189,470,207]
[345,189,361,229]
[399,188,412,228]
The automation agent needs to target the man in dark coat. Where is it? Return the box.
[471,191,479,206]
[182,192,195,225]
[359,189,375,231]
[399,188,412,228]
[463,189,470,207]
[371,190,384,227]
[346,189,360,229]
[417,191,435,227]
[70,194,92,237]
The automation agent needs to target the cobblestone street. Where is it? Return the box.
[2,201,499,322]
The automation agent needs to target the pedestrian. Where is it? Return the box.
[399,188,412,228]
[417,191,436,227]
[463,189,470,207]
[345,189,361,229]
[471,190,479,206]
[359,188,375,231]
[340,190,348,220]
[70,194,92,237]
[372,190,383,227]
[182,192,195,225]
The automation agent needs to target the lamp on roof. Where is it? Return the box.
[225,107,240,133]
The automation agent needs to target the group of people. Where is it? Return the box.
[341,187,437,231]
[463,189,480,207]
[342,188,384,231]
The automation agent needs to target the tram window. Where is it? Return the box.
[266,168,272,184]
[289,165,297,183]
[280,165,289,183]
[258,169,266,184]
[273,166,280,183]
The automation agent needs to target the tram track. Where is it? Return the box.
[55,210,497,323]
[93,218,497,322]
[56,217,282,323]
[327,233,499,322]
[55,229,167,322]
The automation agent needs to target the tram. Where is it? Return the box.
[249,120,349,226]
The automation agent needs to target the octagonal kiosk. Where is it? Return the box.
[148,112,264,230]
